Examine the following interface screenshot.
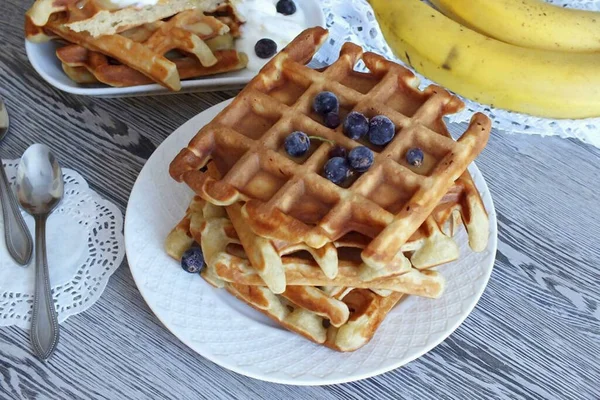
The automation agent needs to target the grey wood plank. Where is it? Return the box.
[1,1,599,400]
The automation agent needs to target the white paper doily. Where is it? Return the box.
[125,100,498,385]
[315,0,600,148]
[0,160,125,329]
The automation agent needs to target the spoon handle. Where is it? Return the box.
[0,163,33,265]
[31,215,59,361]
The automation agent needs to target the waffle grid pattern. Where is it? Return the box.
[170,27,490,272]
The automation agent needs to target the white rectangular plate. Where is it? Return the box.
[25,0,324,97]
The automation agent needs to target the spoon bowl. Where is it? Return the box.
[17,144,63,216]
[16,143,63,360]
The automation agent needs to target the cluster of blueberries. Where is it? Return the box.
[254,0,297,59]
[284,91,425,185]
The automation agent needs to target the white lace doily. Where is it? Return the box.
[0,159,124,329]
[316,0,600,148]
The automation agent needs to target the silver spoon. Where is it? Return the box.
[16,144,63,360]
[0,99,33,265]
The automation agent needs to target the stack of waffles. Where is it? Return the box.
[165,27,492,352]
[25,0,247,90]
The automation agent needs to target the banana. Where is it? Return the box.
[430,0,600,52]
[368,0,600,119]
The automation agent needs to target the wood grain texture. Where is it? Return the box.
[1,1,599,399]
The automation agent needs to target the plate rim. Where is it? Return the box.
[124,99,498,385]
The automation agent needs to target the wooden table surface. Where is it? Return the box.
[2,1,600,399]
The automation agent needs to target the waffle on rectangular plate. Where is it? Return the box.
[167,27,491,351]
[24,0,247,90]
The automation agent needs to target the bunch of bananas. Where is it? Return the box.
[368,0,600,119]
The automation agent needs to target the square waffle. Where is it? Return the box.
[168,162,485,294]
[165,169,488,351]
[165,195,406,352]
[166,195,448,297]
[170,27,491,277]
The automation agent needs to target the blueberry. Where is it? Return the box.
[329,145,347,159]
[348,146,374,172]
[323,157,350,185]
[255,38,277,59]
[368,115,395,146]
[181,247,205,273]
[324,112,341,128]
[276,0,296,15]
[313,91,339,115]
[284,131,310,157]
[406,147,424,167]
[343,111,369,140]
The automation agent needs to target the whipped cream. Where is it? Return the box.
[234,0,311,71]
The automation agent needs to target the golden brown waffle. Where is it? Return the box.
[26,0,105,27]
[166,195,448,297]
[45,14,180,89]
[56,44,247,87]
[170,27,491,277]
[202,163,461,296]
[435,175,489,252]
[165,195,405,352]
[61,63,98,84]
[170,159,467,295]
[207,3,244,38]
[26,0,224,36]
[225,201,452,296]
[225,283,403,352]
[25,3,247,90]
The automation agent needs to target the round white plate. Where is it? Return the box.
[125,100,498,385]
[25,0,325,97]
